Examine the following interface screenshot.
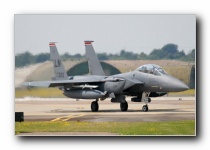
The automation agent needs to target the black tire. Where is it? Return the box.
[120,102,128,111]
[142,105,148,112]
[148,98,151,103]
[91,101,99,112]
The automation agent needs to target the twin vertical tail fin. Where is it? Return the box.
[49,42,68,80]
[49,41,104,80]
[85,41,105,76]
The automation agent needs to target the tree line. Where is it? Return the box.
[15,43,195,68]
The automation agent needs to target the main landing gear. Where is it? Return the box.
[91,99,99,112]
[111,95,128,112]
[90,94,151,112]
[120,101,128,111]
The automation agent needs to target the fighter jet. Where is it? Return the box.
[22,41,189,112]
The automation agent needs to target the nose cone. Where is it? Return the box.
[166,76,189,92]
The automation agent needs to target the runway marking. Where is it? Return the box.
[51,114,85,122]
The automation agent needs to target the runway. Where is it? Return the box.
[15,97,195,122]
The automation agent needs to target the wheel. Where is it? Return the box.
[91,101,99,112]
[142,105,148,112]
[120,102,128,111]
[147,98,151,103]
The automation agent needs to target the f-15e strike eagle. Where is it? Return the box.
[22,41,189,112]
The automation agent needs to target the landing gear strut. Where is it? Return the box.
[91,99,99,112]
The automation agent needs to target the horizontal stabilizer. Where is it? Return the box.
[22,81,52,87]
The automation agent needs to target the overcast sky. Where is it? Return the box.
[15,14,196,55]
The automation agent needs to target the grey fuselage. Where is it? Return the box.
[113,70,188,93]
[63,70,188,99]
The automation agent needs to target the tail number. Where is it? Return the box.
[56,72,64,78]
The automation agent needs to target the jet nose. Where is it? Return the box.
[169,78,189,92]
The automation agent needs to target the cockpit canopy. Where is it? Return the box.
[136,64,168,76]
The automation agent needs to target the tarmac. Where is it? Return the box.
[15,96,195,122]
[15,96,195,136]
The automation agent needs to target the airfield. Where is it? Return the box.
[15,60,195,135]
[15,96,195,122]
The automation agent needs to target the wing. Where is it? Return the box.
[22,77,125,88]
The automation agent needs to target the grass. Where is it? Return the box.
[15,87,65,98]
[15,120,195,135]
[163,66,191,84]
[169,89,195,96]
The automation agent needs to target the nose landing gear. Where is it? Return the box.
[142,104,149,112]
[142,96,151,112]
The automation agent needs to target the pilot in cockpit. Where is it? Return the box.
[136,64,167,76]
